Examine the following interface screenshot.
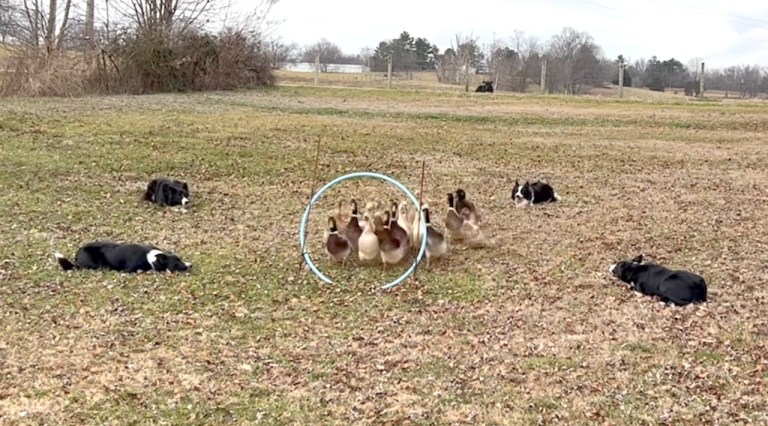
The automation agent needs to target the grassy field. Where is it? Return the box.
[275,69,765,100]
[1,82,768,424]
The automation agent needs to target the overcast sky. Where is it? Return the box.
[232,0,768,68]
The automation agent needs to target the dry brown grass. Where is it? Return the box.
[277,69,768,103]
[0,48,92,97]
[276,69,491,93]
[0,85,767,424]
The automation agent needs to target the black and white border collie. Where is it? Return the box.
[55,241,192,273]
[143,178,190,207]
[511,180,561,207]
[609,254,707,306]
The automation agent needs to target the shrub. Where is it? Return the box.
[1,27,276,96]
[93,26,275,94]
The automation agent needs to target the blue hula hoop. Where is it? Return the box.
[299,171,428,291]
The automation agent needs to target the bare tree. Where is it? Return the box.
[223,0,281,40]
[111,0,220,35]
[435,48,456,84]
[0,0,77,52]
[302,38,343,72]
[359,46,373,70]
[10,0,73,56]
[630,57,647,87]
[435,32,479,86]
[511,30,540,92]
[485,40,518,91]
[545,27,603,94]
[687,57,703,79]
[266,37,298,69]
[485,38,507,90]
[0,0,17,42]
[733,64,763,98]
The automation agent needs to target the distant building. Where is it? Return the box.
[282,62,370,73]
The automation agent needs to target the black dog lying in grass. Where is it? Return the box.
[609,254,707,306]
[55,241,192,274]
[143,177,190,207]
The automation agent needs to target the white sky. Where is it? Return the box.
[231,0,768,68]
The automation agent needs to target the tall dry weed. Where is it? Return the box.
[0,47,90,97]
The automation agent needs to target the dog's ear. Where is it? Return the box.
[631,254,643,264]
[182,182,189,193]
[153,253,168,269]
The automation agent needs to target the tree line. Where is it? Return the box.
[285,28,768,97]
[1,0,766,97]
[0,0,281,96]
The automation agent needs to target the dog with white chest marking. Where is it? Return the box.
[608,254,707,306]
[55,241,192,273]
[511,179,561,207]
[143,177,190,207]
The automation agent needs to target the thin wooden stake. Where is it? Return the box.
[417,159,426,210]
[618,63,625,98]
[298,136,323,273]
[414,159,426,276]
[314,54,320,85]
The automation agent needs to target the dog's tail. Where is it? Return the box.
[54,252,77,271]
[143,179,159,202]
[553,192,562,202]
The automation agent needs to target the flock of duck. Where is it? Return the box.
[323,188,487,270]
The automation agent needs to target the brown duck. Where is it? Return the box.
[324,217,351,267]
[375,211,405,272]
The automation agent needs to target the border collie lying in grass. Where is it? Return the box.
[143,177,190,207]
[511,180,561,207]
[55,241,192,273]
[609,254,707,306]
